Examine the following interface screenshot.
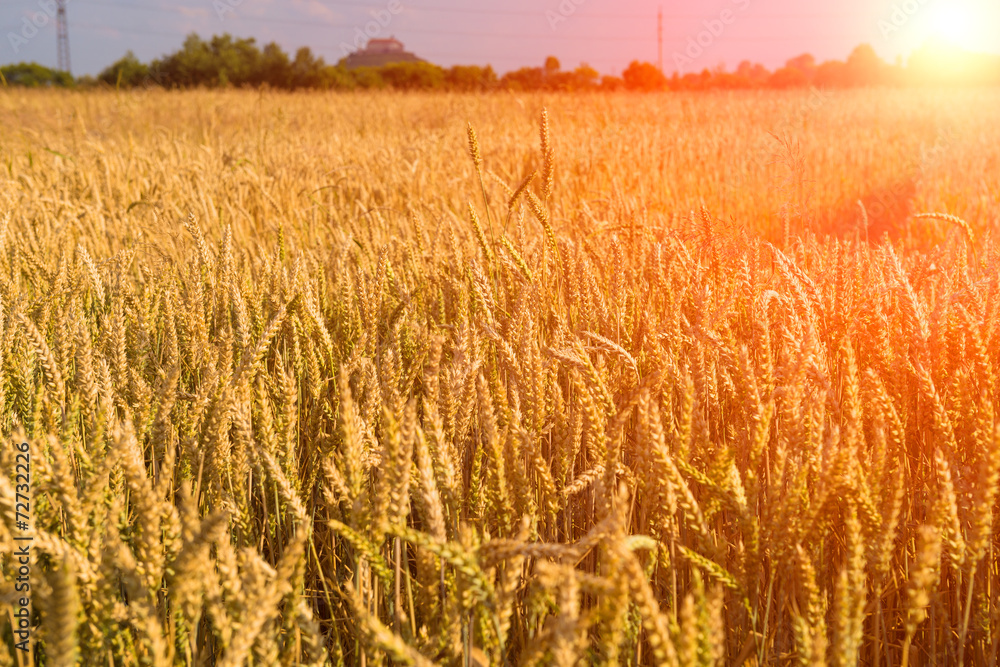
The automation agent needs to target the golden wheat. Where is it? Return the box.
[0,87,998,665]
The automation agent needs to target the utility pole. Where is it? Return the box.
[56,0,70,74]
[657,6,663,73]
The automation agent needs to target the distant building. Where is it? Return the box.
[343,38,425,69]
[365,38,404,55]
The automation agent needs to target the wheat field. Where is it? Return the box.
[0,88,999,665]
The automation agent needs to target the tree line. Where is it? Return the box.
[2,33,998,91]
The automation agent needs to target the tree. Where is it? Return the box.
[735,60,770,85]
[814,60,848,88]
[0,62,72,87]
[290,47,325,88]
[768,66,808,89]
[151,33,215,87]
[97,51,150,87]
[712,71,753,89]
[572,63,600,89]
[622,61,666,91]
[379,62,445,90]
[446,65,497,91]
[209,34,262,86]
[350,66,386,89]
[846,44,886,86]
[600,75,624,91]
[255,42,291,88]
[90,33,941,93]
[501,66,544,90]
[786,53,815,72]
[323,66,357,90]
[150,33,269,87]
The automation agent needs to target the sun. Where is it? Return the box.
[928,3,976,44]
[892,0,1000,56]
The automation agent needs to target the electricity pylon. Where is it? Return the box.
[56,0,70,74]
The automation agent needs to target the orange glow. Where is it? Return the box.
[908,39,1000,85]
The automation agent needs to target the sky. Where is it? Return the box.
[2,0,1000,77]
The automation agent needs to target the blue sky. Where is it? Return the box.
[2,0,999,77]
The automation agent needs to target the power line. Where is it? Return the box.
[59,3,868,44]
[61,0,866,20]
[65,16,861,45]
[63,21,629,67]
[64,2,656,42]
